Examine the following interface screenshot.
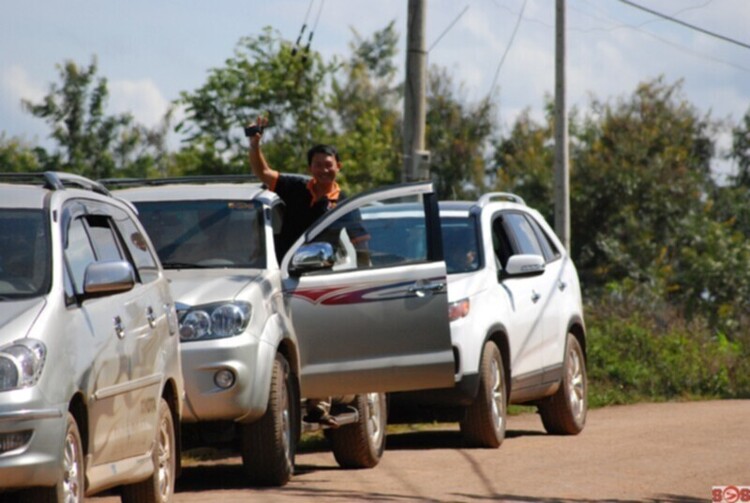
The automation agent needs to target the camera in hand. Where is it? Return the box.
[244,124,264,137]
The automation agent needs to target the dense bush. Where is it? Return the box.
[585,282,750,407]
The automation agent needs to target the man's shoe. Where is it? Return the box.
[304,410,339,428]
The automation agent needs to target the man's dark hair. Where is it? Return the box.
[306,144,340,166]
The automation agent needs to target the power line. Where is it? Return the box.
[618,0,750,50]
[488,0,528,97]
[428,5,470,53]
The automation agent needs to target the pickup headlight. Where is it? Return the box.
[0,339,47,391]
[179,302,252,341]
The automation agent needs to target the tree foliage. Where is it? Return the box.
[426,68,495,200]
[176,27,333,175]
[22,58,164,178]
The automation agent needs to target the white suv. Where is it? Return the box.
[365,193,588,447]
[112,177,456,485]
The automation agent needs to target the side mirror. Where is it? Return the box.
[501,254,545,279]
[82,260,136,299]
[289,242,335,276]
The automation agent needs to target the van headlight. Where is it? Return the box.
[179,302,252,341]
[0,339,47,391]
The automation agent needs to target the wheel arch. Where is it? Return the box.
[485,324,511,404]
[68,392,88,456]
[567,315,587,360]
[276,337,302,439]
[161,377,182,477]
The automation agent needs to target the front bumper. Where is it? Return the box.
[180,332,270,424]
[0,392,67,490]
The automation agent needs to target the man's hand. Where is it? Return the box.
[247,116,268,150]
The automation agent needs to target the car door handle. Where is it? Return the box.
[558,280,567,291]
[114,315,125,339]
[531,290,541,303]
[146,306,157,328]
[408,280,446,298]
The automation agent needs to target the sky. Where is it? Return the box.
[1,0,749,178]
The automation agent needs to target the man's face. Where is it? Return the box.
[309,153,340,185]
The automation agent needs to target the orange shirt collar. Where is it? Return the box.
[306,179,340,206]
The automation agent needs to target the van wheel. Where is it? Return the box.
[460,341,507,448]
[328,392,387,468]
[538,334,587,435]
[240,353,298,486]
[20,412,85,503]
[122,398,176,503]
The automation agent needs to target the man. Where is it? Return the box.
[247,117,346,259]
[247,117,348,427]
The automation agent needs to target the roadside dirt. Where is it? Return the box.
[93,399,749,502]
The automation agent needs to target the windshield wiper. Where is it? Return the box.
[161,262,210,269]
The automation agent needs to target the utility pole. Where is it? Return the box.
[554,0,571,250]
[403,0,430,182]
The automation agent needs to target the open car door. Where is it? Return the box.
[281,182,454,398]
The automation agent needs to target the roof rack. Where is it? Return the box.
[0,171,111,196]
[99,174,261,188]
[477,192,526,206]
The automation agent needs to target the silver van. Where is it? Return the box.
[0,172,183,502]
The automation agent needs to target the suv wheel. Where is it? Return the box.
[122,398,176,503]
[538,333,587,434]
[460,341,507,448]
[20,412,85,503]
[328,392,387,468]
[240,353,298,486]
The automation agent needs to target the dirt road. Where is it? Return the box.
[97,400,749,502]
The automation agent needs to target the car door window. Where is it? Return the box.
[65,213,129,293]
[306,197,429,272]
[111,207,160,283]
[87,215,123,262]
[65,218,97,292]
[503,212,544,256]
[527,216,561,262]
[491,216,514,269]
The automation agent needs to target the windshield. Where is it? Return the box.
[0,209,51,299]
[134,200,266,269]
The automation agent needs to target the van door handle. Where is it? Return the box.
[531,290,541,303]
[114,316,125,339]
[558,280,567,291]
[146,306,157,328]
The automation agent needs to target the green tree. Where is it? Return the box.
[490,104,555,218]
[426,68,495,200]
[176,27,333,175]
[328,22,402,193]
[22,58,159,179]
[570,78,714,286]
[0,134,41,172]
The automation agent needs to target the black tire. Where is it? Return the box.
[538,334,588,435]
[121,397,177,503]
[460,341,507,448]
[328,392,387,469]
[240,352,298,486]
[20,412,85,503]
